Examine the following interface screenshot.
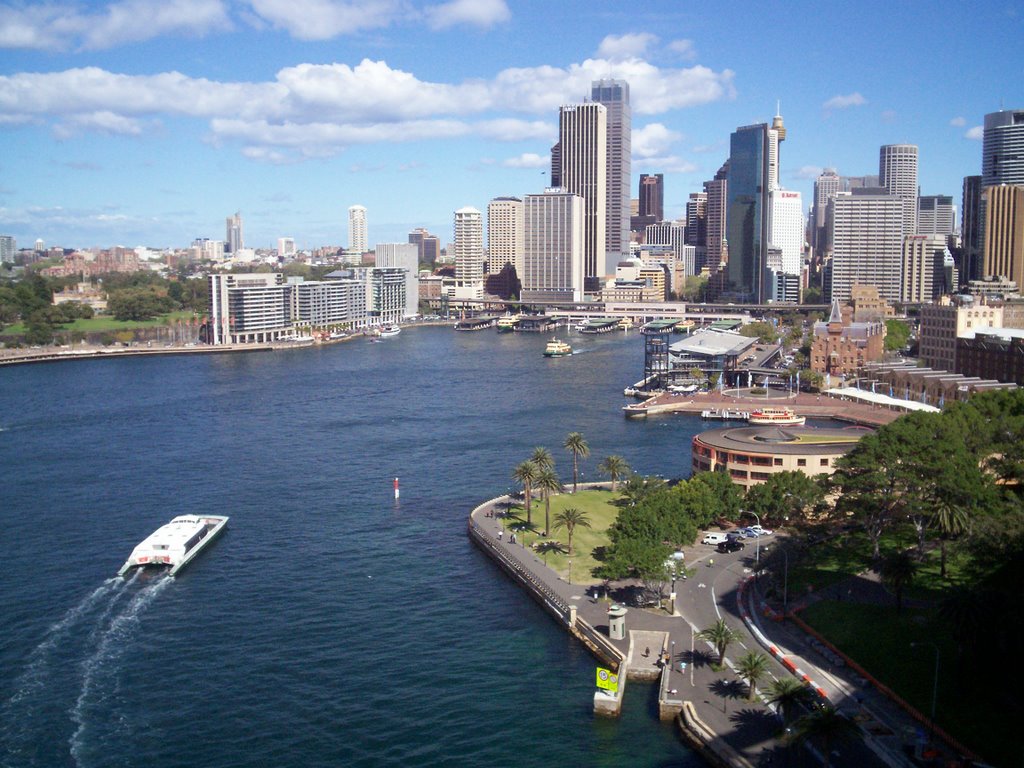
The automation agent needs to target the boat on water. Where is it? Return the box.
[747,407,806,426]
[496,315,518,333]
[118,515,229,577]
[377,325,401,338]
[543,338,573,357]
[619,317,634,330]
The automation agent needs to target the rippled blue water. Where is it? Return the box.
[1,327,711,768]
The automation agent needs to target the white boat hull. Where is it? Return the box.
[118,515,229,577]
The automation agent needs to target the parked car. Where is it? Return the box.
[701,532,728,545]
[748,525,773,536]
[717,538,745,553]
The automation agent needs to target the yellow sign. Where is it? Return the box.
[595,667,619,692]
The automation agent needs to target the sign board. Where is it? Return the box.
[595,667,619,692]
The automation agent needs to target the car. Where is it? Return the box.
[747,525,773,536]
[717,538,745,553]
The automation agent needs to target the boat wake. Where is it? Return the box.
[0,573,171,767]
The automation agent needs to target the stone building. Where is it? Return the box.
[810,298,886,376]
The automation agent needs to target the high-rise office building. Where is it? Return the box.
[917,195,956,236]
[828,189,904,303]
[727,124,770,301]
[812,168,842,254]
[962,176,984,284]
[704,162,729,274]
[225,212,243,254]
[592,79,631,269]
[639,174,664,223]
[982,109,1024,187]
[348,205,368,254]
[901,234,951,303]
[982,184,1024,287]
[277,237,296,257]
[684,192,707,246]
[408,228,440,265]
[486,197,524,277]
[0,235,15,262]
[521,189,585,303]
[556,102,607,290]
[768,189,803,276]
[879,144,918,235]
[452,207,484,300]
[375,242,420,318]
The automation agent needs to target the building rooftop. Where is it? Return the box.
[669,329,757,357]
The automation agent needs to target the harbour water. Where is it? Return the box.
[1,327,711,768]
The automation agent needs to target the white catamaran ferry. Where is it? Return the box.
[118,515,229,577]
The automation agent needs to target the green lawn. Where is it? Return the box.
[2,311,195,335]
[501,488,620,584]
[800,601,1009,766]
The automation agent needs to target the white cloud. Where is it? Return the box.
[949,116,966,127]
[632,123,681,159]
[246,0,406,40]
[596,32,656,61]
[822,92,867,110]
[0,0,231,51]
[966,125,983,140]
[502,153,547,168]
[667,38,696,60]
[424,0,510,30]
[53,111,147,139]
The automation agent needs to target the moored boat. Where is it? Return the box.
[543,338,573,357]
[118,515,229,577]
[496,315,518,333]
[747,407,805,426]
[377,325,401,338]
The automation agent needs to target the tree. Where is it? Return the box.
[697,619,741,666]
[563,432,590,493]
[593,536,671,583]
[767,677,813,724]
[788,706,859,768]
[737,651,771,700]
[534,467,562,536]
[688,471,742,522]
[743,471,825,526]
[598,455,630,492]
[512,461,539,528]
[740,321,778,344]
[879,550,916,614]
[530,446,554,473]
[884,318,911,351]
[932,500,970,579]
[552,507,591,556]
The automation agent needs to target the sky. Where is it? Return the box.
[0,0,1022,252]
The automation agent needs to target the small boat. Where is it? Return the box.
[543,338,573,357]
[496,315,518,333]
[377,325,401,338]
[118,515,229,577]
[619,318,634,330]
[747,407,805,426]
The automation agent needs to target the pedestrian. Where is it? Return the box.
[644,647,650,657]
[498,530,503,541]
[708,558,714,568]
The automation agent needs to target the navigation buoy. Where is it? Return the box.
[394,477,400,500]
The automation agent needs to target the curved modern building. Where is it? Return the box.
[982,109,1024,187]
[691,425,869,489]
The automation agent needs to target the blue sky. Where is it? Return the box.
[0,0,1021,251]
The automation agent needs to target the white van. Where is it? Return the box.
[701,532,728,545]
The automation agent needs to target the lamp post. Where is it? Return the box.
[741,510,761,566]
[568,559,572,585]
[910,641,940,743]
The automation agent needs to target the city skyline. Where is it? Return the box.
[0,0,1020,250]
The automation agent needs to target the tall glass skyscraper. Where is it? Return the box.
[591,80,631,273]
[982,109,1024,186]
[726,124,769,302]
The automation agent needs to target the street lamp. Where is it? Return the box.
[910,641,940,742]
[741,510,761,566]
[568,559,572,585]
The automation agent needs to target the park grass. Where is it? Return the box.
[800,601,1009,766]
[1,311,195,336]
[501,488,619,584]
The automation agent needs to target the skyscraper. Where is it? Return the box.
[408,228,440,265]
[452,207,484,300]
[704,161,729,274]
[348,205,368,254]
[768,189,803,276]
[639,174,664,223]
[592,79,631,269]
[521,189,585,303]
[828,189,904,303]
[486,197,524,277]
[376,242,420,318]
[879,144,918,235]
[961,176,983,284]
[917,195,956,235]
[225,212,243,254]
[812,168,841,254]
[556,102,607,290]
[767,109,786,192]
[982,184,1024,287]
[982,109,1024,186]
[727,123,770,301]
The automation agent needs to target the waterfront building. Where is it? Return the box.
[727,123,770,302]
[592,80,631,267]
[208,272,292,345]
[879,144,919,235]
[810,298,885,376]
[486,197,524,277]
[962,175,984,285]
[917,195,955,236]
[812,168,841,255]
[348,205,368,254]
[226,212,243,254]
[982,184,1024,287]
[667,328,757,379]
[919,295,1003,371]
[901,234,953,304]
[828,189,904,303]
[521,189,584,304]
[555,102,607,290]
[982,109,1024,187]
[333,267,406,325]
[691,426,864,489]
[452,207,485,301]
[293,277,367,330]
[375,243,420,318]
[278,237,296,258]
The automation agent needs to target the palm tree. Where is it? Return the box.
[788,706,859,768]
[598,455,630,492]
[767,677,813,724]
[530,446,554,473]
[552,507,591,556]
[563,432,590,493]
[512,460,539,528]
[737,651,771,701]
[696,619,741,666]
[879,549,917,615]
[534,467,562,536]
[931,501,970,579]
